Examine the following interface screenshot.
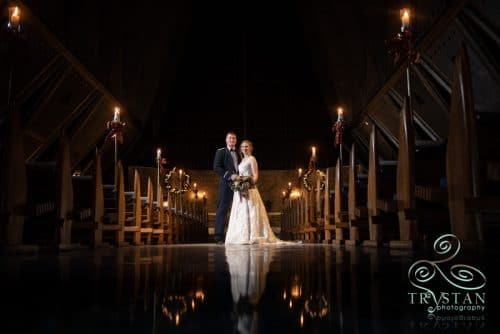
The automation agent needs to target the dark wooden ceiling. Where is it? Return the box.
[1,0,499,177]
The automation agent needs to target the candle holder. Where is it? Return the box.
[192,182,199,199]
[7,6,21,33]
[332,107,345,166]
[105,106,125,191]
[385,8,419,66]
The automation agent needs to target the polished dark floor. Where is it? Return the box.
[1,244,498,333]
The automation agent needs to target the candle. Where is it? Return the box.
[288,182,292,188]
[113,106,120,122]
[157,148,161,160]
[298,168,302,177]
[282,191,286,197]
[312,146,317,157]
[193,182,197,189]
[400,8,410,31]
[8,7,20,30]
[179,169,183,176]
[337,107,344,121]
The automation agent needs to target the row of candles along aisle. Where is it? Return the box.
[281,0,413,197]
[281,106,344,200]
[110,106,208,201]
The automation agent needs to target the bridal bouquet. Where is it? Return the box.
[230,176,254,202]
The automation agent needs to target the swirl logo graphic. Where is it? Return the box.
[408,234,486,314]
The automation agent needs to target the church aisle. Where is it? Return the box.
[1,244,497,333]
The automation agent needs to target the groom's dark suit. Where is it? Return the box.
[213,147,240,241]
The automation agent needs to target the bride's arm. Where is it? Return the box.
[250,157,259,184]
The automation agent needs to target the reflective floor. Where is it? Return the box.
[1,244,498,333]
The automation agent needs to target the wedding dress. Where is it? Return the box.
[226,246,275,334]
[225,156,279,245]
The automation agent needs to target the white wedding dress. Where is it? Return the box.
[225,156,279,245]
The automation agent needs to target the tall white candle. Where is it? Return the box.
[400,8,410,31]
[337,107,344,121]
[113,106,120,122]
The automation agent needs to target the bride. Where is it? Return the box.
[225,140,279,245]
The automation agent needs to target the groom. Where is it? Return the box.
[213,131,239,244]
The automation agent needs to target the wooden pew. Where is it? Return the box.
[24,162,58,247]
[0,108,29,249]
[123,169,142,245]
[69,150,105,248]
[362,126,399,247]
[92,151,104,246]
[446,45,500,242]
[71,176,98,246]
[23,135,79,250]
[323,168,333,243]
[152,184,165,244]
[392,96,417,248]
[333,159,349,246]
[346,144,370,246]
[102,161,126,247]
[140,177,154,244]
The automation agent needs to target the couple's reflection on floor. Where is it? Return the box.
[225,245,275,334]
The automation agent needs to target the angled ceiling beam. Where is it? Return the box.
[18,1,138,132]
[366,112,399,148]
[387,88,442,141]
[454,14,500,87]
[68,95,105,142]
[15,55,65,105]
[419,57,452,94]
[412,65,450,114]
[26,90,102,162]
[24,65,72,129]
[351,0,469,128]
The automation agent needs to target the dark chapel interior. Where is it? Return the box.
[0,0,499,333]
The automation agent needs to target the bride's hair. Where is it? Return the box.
[239,140,253,158]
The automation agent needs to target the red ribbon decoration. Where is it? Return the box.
[105,121,124,144]
[332,120,344,147]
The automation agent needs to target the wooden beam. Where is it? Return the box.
[396,96,417,241]
[27,90,101,162]
[412,64,450,114]
[446,44,482,241]
[17,2,139,132]
[455,14,500,87]
[351,0,470,129]
[348,143,356,222]
[24,65,72,129]
[387,88,442,141]
[15,55,65,105]
[18,3,123,110]
[367,125,380,241]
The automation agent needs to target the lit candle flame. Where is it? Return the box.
[400,8,410,30]
[113,106,120,122]
[312,146,316,157]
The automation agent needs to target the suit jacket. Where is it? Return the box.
[213,147,240,182]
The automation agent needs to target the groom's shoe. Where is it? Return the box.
[213,235,224,245]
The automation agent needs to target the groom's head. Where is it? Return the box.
[226,131,237,149]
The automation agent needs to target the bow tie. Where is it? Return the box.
[230,149,236,152]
